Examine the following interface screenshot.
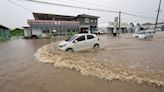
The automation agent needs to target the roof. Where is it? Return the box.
[32,13,99,20]
[33,12,76,20]
[0,24,9,29]
[77,14,99,18]
[142,23,153,25]
[22,26,30,28]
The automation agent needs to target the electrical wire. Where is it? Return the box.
[121,12,154,20]
[68,0,156,18]
[68,0,117,10]
[21,0,119,13]
[8,0,32,12]
[8,0,155,20]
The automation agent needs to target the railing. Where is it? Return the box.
[28,20,80,26]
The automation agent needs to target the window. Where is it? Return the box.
[147,32,151,34]
[85,18,90,23]
[87,35,95,40]
[76,36,85,42]
[66,35,78,42]
[42,30,49,33]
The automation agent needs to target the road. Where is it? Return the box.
[0,32,164,92]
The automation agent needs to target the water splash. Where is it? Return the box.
[35,42,164,88]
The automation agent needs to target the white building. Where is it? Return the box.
[108,22,128,33]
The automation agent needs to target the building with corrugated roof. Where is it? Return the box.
[25,13,99,37]
[0,24,10,41]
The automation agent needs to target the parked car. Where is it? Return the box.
[58,34,99,52]
[133,30,155,40]
[93,30,106,35]
[155,28,161,31]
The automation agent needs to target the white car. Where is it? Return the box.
[93,30,106,35]
[133,30,155,39]
[58,34,100,52]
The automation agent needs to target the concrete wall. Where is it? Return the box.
[32,29,42,36]
[24,28,31,37]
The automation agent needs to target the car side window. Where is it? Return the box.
[87,35,95,40]
[147,32,151,34]
[76,36,85,42]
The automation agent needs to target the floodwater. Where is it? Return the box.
[0,32,164,92]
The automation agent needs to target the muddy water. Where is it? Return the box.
[0,33,163,92]
[35,32,164,91]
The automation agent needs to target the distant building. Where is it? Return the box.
[23,27,31,37]
[25,13,99,37]
[141,23,154,30]
[107,22,128,33]
[0,24,10,41]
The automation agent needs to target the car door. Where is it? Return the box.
[146,31,151,38]
[86,35,95,49]
[73,35,87,51]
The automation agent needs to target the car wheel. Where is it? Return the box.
[66,48,74,52]
[144,37,148,40]
[144,36,152,41]
[93,44,99,48]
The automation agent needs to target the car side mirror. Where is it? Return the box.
[73,40,78,43]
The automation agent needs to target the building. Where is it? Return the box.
[0,24,10,41]
[25,13,99,37]
[107,22,128,33]
[76,14,99,33]
[141,23,154,30]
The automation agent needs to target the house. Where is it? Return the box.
[0,24,10,41]
[76,14,99,33]
[24,13,99,37]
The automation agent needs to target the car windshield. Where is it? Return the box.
[65,35,78,42]
[136,31,146,34]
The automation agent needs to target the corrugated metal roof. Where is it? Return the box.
[0,24,9,29]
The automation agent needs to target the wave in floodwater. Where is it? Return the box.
[35,42,164,88]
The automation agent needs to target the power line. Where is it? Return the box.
[22,0,154,20]
[68,0,117,10]
[8,0,32,12]
[69,0,155,20]
[9,0,154,20]
[21,0,119,13]
[121,12,154,20]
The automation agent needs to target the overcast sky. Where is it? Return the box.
[0,0,164,29]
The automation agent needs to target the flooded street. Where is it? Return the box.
[0,32,164,92]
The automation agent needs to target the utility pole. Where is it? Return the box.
[118,11,121,36]
[154,0,162,32]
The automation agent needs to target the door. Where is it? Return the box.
[86,35,95,49]
[73,35,87,51]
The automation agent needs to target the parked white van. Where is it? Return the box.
[58,34,99,52]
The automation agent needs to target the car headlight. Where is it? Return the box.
[59,44,67,48]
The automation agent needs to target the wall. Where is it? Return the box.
[32,29,42,36]
[24,28,31,37]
